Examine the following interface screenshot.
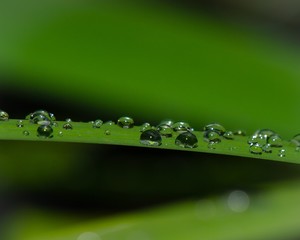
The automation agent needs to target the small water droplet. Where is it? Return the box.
[52,122,58,127]
[0,110,9,121]
[267,134,283,148]
[140,123,152,132]
[249,143,263,155]
[92,119,103,128]
[172,121,192,133]
[104,121,115,126]
[65,118,72,122]
[63,123,73,130]
[37,125,53,138]
[278,149,286,157]
[296,147,300,152]
[223,131,234,140]
[175,132,198,148]
[208,142,216,149]
[16,120,24,128]
[140,129,162,146]
[23,130,29,136]
[117,116,134,129]
[58,131,63,136]
[104,130,111,135]
[233,130,246,136]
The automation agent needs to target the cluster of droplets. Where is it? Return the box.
[25,110,57,138]
[3,109,300,158]
[247,129,285,157]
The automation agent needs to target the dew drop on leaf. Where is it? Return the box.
[249,143,263,155]
[37,125,53,138]
[140,122,152,132]
[203,123,225,143]
[267,134,283,148]
[278,149,286,157]
[117,116,134,129]
[16,120,24,128]
[0,110,9,121]
[223,131,234,140]
[104,130,111,135]
[63,123,73,130]
[140,129,162,146]
[23,130,29,136]
[157,120,173,137]
[92,119,103,128]
[172,121,192,133]
[291,134,300,147]
[26,110,55,125]
[175,132,198,148]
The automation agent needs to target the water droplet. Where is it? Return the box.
[104,121,115,126]
[267,134,283,148]
[65,118,72,122]
[63,123,73,130]
[204,123,225,143]
[233,130,246,136]
[26,110,55,125]
[172,121,192,132]
[92,119,103,128]
[204,123,226,135]
[208,142,217,149]
[262,144,272,153]
[23,130,29,136]
[104,130,111,135]
[204,131,221,143]
[52,122,58,127]
[223,131,234,140]
[16,120,24,128]
[140,122,152,132]
[291,134,300,147]
[58,131,63,136]
[140,129,162,146]
[278,149,286,157]
[0,110,9,121]
[157,120,173,137]
[117,116,134,129]
[37,125,53,138]
[247,134,266,146]
[296,147,300,152]
[175,132,198,148]
[249,143,263,155]
[254,129,276,139]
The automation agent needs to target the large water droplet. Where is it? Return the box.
[254,129,276,139]
[204,123,226,135]
[248,134,266,146]
[140,129,162,146]
[175,132,198,148]
[157,120,173,137]
[249,143,263,155]
[172,121,192,133]
[267,134,283,148]
[117,116,134,129]
[92,119,103,128]
[26,110,55,125]
[0,110,9,121]
[203,123,225,143]
[140,122,152,132]
[37,125,53,138]
[291,134,300,147]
